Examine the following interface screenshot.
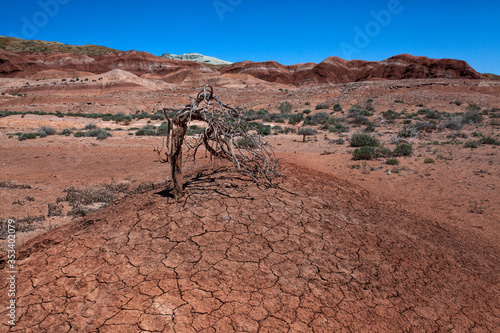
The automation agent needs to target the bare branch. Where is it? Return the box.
[158,85,281,198]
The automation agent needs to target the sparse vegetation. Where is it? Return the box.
[278,101,293,114]
[297,127,317,142]
[464,141,480,148]
[392,144,413,157]
[349,132,379,147]
[315,103,329,110]
[18,132,37,141]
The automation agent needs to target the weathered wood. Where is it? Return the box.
[156,85,280,199]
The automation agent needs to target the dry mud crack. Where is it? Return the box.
[1,164,499,332]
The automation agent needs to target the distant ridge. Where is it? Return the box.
[162,52,232,66]
[0,36,487,85]
[0,35,119,55]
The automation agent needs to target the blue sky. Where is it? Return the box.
[1,0,499,73]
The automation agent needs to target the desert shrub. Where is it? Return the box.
[376,147,393,158]
[263,113,287,123]
[466,103,481,111]
[36,130,48,138]
[424,158,435,164]
[423,109,442,120]
[364,121,376,132]
[352,147,376,160]
[63,185,116,207]
[315,103,329,110]
[287,113,303,125]
[303,111,329,125]
[135,125,157,136]
[38,126,56,135]
[59,128,72,136]
[464,141,479,148]
[453,100,462,106]
[381,109,399,120]
[441,115,463,130]
[272,126,283,134]
[327,116,346,125]
[237,136,258,148]
[333,103,342,111]
[462,110,482,124]
[249,122,271,136]
[74,131,85,137]
[349,132,379,147]
[414,121,437,132]
[47,202,63,217]
[297,127,317,142]
[18,133,37,141]
[386,158,399,165]
[447,132,468,140]
[278,101,293,114]
[85,128,111,140]
[479,135,500,145]
[0,182,32,189]
[187,125,205,136]
[0,215,45,237]
[303,109,311,114]
[392,144,413,157]
[329,123,349,133]
[394,99,404,104]
[354,105,372,116]
[85,123,98,130]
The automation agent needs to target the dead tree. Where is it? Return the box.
[156,85,280,199]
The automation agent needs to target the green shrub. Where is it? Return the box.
[18,133,37,141]
[453,100,462,106]
[423,109,441,120]
[333,103,342,111]
[394,99,404,104]
[85,123,98,130]
[479,135,500,145]
[135,125,157,136]
[349,133,379,147]
[237,136,258,148]
[442,115,463,130]
[38,126,56,135]
[297,127,317,142]
[287,113,303,125]
[352,147,377,160]
[278,101,293,114]
[464,141,479,148]
[303,109,311,114]
[386,158,399,165]
[462,110,482,124]
[466,103,480,111]
[392,144,413,157]
[364,122,376,132]
[329,123,349,133]
[187,125,205,136]
[59,129,72,136]
[424,158,435,164]
[85,128,111,140]
[263,113,287,123]
[74,131,85,137]
[304,111,329,125]
[315,103,329,110]
[381,109,399,120]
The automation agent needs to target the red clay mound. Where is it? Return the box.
[1,164,498,332]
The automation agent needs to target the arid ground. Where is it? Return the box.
[0,76,499,331]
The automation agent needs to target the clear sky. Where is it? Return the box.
[1,0,499,73]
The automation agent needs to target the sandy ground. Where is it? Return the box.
[0,78,499,330]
